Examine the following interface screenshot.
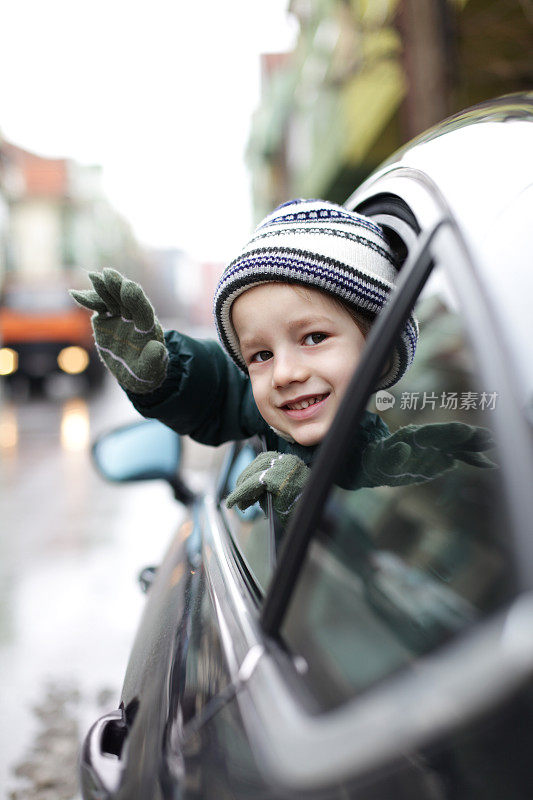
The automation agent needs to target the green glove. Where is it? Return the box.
[69,268,168,394]
[360,422,496,488]
[226,451,310,517]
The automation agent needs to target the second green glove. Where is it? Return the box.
[226,451,310,517]
[360,422,495,488]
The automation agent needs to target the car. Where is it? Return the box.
[0,275,105,395]
[80,93,533,799]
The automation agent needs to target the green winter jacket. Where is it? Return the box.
[126,330,389,471]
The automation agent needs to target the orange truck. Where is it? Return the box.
[0,276,104,394]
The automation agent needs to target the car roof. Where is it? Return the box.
[352,93,533,406]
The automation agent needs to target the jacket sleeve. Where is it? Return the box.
[125,330,265,446]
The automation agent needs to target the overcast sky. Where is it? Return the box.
[0,1,297,261]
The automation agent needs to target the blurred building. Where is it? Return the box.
[191,261,223,332]
[142,247,221,332]
[0,167,8,285]
[168,250,221,331]
[0,138,144,289]
[248,0,533,219]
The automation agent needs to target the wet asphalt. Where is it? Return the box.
[0,373,199,798]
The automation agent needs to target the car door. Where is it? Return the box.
[179,190,533,799]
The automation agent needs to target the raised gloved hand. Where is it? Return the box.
[360,421,496,488]
[70,268,168,394]
[226,451,310,517]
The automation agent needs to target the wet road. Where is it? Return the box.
[0,374,214,798]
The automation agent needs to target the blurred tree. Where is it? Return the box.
[396,0,454,138]
[454,0,533,107]
[248,0,533,216]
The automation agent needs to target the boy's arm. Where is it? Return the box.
[225,418,495,518]
[71,269,264,446]
[126,330,264,446]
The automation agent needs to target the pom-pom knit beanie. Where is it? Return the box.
[213,198,418,389]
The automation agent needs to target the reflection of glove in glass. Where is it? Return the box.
[360,422,495,488]
[226,451,310,517]
[70,269,168,394]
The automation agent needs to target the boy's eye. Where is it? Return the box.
[303,332,327,345]
[251,350,273,363]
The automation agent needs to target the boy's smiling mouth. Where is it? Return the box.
[280,392,330,416]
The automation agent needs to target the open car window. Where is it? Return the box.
[220,205,433,603]
[279,257,514,712]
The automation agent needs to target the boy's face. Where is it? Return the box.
[232,283,366,447]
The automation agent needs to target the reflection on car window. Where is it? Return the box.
[224,443,273,593]
[282,264,513,712]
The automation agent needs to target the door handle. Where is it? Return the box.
[80,708,128,799]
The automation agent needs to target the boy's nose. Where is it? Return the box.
[272,350,309,388]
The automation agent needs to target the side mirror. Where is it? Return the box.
[91,419,196,505]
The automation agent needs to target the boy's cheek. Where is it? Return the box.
[249,379,267,414]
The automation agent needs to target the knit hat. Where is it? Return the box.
[214,198,418,389]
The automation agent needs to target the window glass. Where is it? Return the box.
[281,263,513,712]
[223,443,273,592]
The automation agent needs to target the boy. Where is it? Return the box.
[71,199,492,515]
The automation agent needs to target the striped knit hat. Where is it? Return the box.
[214,199,418,389]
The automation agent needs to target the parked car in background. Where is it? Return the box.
[0,275,104,394]
[81,94,533,799]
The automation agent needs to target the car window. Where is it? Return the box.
[280,261,514,712]
[222,441,274,594]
